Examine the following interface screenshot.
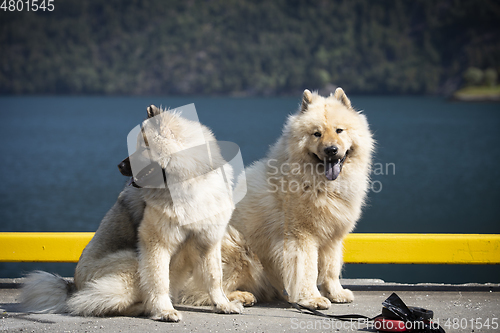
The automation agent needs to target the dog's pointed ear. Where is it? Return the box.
[301,89,313,113]
[333,87,352,109]
[147,105,161,118]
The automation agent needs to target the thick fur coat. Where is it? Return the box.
[22,89,374,319]
[213,88,374,309]
[21,106,243,322]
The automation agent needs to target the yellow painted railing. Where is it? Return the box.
[0,232,499,264]
[343,233,500,264]
[0,232,93,263]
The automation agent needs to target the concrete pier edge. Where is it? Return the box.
[1,278,499,332]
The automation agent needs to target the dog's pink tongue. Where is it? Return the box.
[325,160,341,181]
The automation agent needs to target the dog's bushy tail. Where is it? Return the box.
[21,271,75,313]
[22,267,142,317]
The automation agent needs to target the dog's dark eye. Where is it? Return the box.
[336,128,344,134]
[313,132,322,137]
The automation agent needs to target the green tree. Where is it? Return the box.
[463,67,484,86]
[484,68,498,87]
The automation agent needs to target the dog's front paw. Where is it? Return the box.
[227,291,256,306]
[298,296,331,310]
[327,288,354,303]
[214,300,243,314]
[151,309,182,322]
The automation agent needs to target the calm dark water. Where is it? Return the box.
[1,96,499,283]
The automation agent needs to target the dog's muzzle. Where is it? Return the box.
[118,157,133,177]
[314,151,349,181]
[118,156,165,188]
[325,152,348,181]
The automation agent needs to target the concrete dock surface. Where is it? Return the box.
[1,278,499,332]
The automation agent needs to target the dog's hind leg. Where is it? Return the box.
[67,270,142,317]
[178,230,266,307]
[226,291,256,306]
[69,249,143,317]
[219,226,274,306]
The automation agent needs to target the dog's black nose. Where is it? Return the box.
[118,157,133,177]
[324,146,338,157]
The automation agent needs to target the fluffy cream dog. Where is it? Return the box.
[217,88,374,309]
[21,105,243,322]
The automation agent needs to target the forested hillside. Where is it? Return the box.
[1,0,499,95]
